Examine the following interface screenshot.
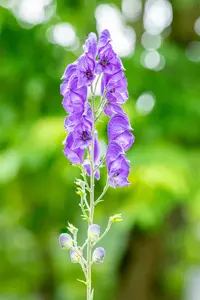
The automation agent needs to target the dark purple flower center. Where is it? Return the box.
[114,172,120,177]
[109,88,116,93]
[100,58,109,67]
[82,131,90,141]
[85,70,93,79]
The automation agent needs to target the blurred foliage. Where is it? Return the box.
[0,0,200,300]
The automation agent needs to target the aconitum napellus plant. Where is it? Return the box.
[59,30,135,300]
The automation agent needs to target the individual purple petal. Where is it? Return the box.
[84,32,97,59]
[98,29,111,51]
[94,133,100,163]
[61,63,77,81]
[104,103,124,117]
[63,133,84,164]
[77,54,96,87]
[113,131,135,151]
[108,114,132,140]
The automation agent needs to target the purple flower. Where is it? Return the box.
[108,114,134,151]
[77,54,96,88]
[106,141,130,188]
[64,103,92,133]
[102,71,128,104]
[96,30,124,74]
[61,76,87,114]
[63,133,84,165]
[72,122,92,150]
[101,70,128,116]
[83,32,97,59]
[83,133,101,179]
[92,247,105,263]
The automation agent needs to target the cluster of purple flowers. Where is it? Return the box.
[60,30,134,188]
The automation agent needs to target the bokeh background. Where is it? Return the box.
[1,0,200,299]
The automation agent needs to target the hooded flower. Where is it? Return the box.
[106,141,130,188]
[64,103,92,133]
[108,114,134,151]
[83,132,101,179]
[96,30,124,74]
[77,54,96,88]
[61,63,77,83]
[101,70,128,116]
[61,76,87,114]
[63,133,84,165]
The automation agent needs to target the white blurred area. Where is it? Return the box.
[1,0,56,26]
[194,17,200,36]
[122,0,142,22]
[46,23,78,49]
[95,4,136,57]
[184,269,200,300]
[136,92,156,116]
[141,50,165,71]
[144,0,173,35]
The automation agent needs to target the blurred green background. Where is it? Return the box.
[1,0,200,299]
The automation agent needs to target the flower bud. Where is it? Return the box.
[88,224,100,242]
[70,248,81,263]
[110,213,123,223]
[92,247,105,263]
[59,233,73,250]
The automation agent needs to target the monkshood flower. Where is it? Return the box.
[108,114,135,151]
[88,224,100,242]
[106,141,130,188]
[59,233,73,250]
[101,70,128,116]
[63,133,84,165]
[83,132,101,179]
[59,29,134,300]
[92,247,105,263]
[96,29,124,74]
[61,76,87,114]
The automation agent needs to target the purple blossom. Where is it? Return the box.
[63,133,84,165]
[77,54,96,88]
[108,114,134,151]
[61,63,77,82]
[61,76,87,114]
[96,30,124,74]
[101,70,128,116]
[106,141,130,188]
[64,103,92,133]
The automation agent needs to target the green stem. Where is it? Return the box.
[86,84,96,300]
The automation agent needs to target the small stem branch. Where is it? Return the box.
[94,177,109,206]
